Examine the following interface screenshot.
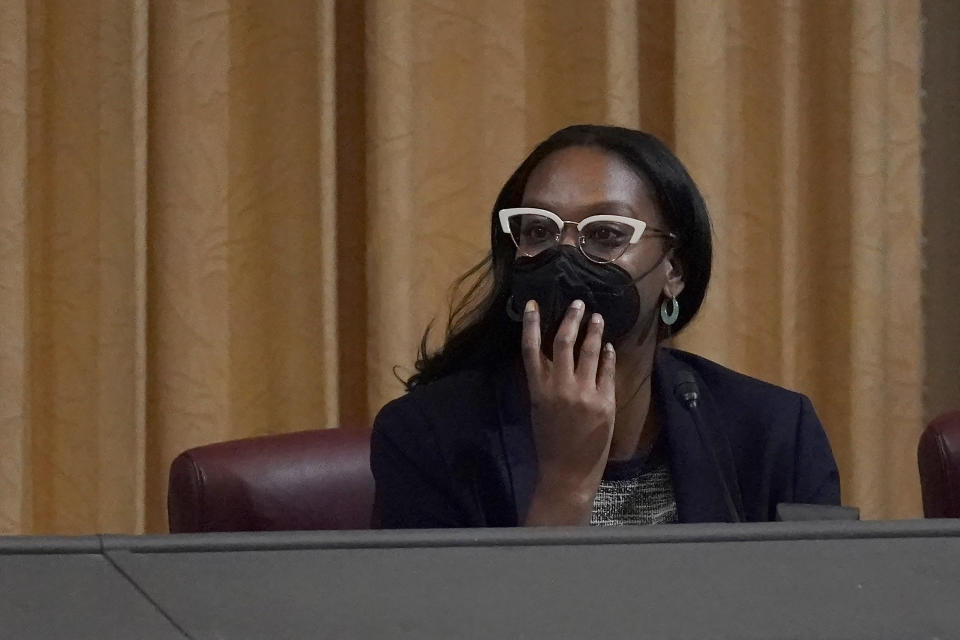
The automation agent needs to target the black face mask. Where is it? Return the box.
[506,245,651,346]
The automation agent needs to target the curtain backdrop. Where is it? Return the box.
[0,0,923,534]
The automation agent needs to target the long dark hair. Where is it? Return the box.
[405,125,713,389]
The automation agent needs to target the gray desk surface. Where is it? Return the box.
[3,520,960,640]
[0,538,186,639]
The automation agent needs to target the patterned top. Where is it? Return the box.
[590,440,677,526]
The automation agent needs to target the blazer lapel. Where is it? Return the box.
[494,360,538,526]
[655,348,745,523]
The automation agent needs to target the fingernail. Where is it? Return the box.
[525,299,537,313]
[571,299,584,311]
[590,313,602,324]
[604,342,615,353]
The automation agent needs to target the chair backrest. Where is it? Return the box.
[918,410,960,518]
[168,428,375,533]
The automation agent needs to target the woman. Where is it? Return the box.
[371,125,840,528]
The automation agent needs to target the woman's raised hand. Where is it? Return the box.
[521,298,617,526]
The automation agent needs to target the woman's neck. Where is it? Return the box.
[608,336,659,461]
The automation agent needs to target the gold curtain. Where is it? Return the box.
[0,0,922,535]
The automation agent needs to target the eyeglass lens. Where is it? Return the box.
[508,213,633,262]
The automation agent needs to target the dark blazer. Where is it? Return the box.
[371,347,841,527]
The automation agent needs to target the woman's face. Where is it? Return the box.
[519,145,685,311]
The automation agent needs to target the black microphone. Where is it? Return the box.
[674,370,700,409]
[673,370,742,523]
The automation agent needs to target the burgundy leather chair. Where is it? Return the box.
[918,410,960,518]
[168,428,375,533]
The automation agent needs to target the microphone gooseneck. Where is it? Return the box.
[673,370,743,523]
